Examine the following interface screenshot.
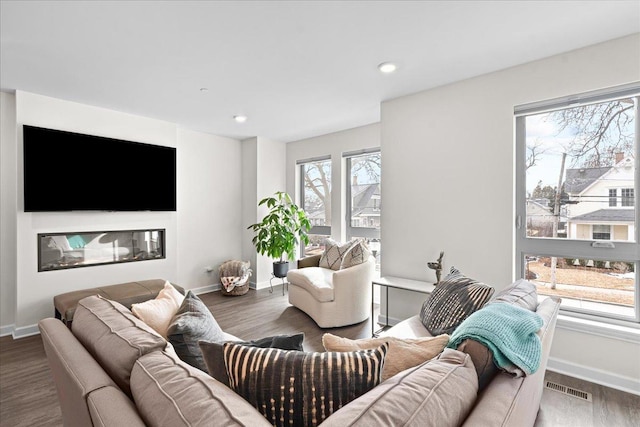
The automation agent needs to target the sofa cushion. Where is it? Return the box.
[223,341,388,427]
[322,332,449,381]
[340,239,371,269]
[488,278,538,311]
[319,238,356,270]
[54,279,186,326]
[419,267,494,335]
[379,314,433,339]
[131,350,271,427]
[72,295,167,397]
[166,290,225,372]
[131,281,185,338]
[320,348,478,427]
[286,267,334,302]
[198,333,305,387]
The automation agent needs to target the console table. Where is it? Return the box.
[372,276,435,337]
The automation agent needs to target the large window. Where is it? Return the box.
[299,157,331,256]
[345,150,381,269]
[516,85,639,323]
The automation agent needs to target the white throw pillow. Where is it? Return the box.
[132,281,185,338]
[340,238,371,269]
[319,239,356,271]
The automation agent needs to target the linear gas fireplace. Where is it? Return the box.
[38,229,165,272]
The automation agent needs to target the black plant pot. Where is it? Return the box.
[273,261,289,278]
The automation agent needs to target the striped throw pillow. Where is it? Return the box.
[223,342,388,427]
[419,267,494,335]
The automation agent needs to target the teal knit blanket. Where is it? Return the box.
[447,303,543,375]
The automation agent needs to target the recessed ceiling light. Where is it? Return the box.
[234,115,247,123]
[378,62,397,73]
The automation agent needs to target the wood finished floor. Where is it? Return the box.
[1,285,639,426]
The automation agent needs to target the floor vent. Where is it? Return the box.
[545,381,592,402]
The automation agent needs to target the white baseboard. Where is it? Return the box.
[0,324,15,337]
[252,280,286,291]
[190,284,220,295]
[12,324,40,339]
[547,357,640,396]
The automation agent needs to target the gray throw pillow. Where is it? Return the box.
[199,333,305,387]
[166,291,225,372]
[419,267,494,335]
[487,278,538,311]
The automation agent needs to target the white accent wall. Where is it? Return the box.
[0,92,17,334]
[176,127,243,289]
[1,91,245,336]
[381,34,640,391]
[242,137,287,288]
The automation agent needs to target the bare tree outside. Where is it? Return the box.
[525,96,636,313]
[302,160,332,226]
[550,99,634,168]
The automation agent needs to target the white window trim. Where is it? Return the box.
[515,84,640,325]
[344,149,381,242]
[556,313,640,344]
[298,156,333,256]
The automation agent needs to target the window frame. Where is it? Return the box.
[344,149,381,242]
[298,156,332,256]
[609,188,618,207]
[515,83,640,325]
[592,224,611,240]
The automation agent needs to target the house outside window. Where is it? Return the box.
[515,84,639,323]
[298,157,331,257]
[622,188,635,207]
[345,150,381,269]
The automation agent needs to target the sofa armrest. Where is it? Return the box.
[39,318,120,427]
[297,254,321,268]
[87,386,146,427]
[461,297,561,427]
[331,258,375,300]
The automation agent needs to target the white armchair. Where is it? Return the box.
[287,255,375,328]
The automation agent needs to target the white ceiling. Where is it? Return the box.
[1,1,639,143]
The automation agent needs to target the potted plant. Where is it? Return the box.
[247,191,312,278]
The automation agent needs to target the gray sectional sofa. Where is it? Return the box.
[39,280,560,426]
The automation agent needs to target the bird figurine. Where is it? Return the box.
[427,251,445,284]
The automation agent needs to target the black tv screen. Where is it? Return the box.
[23,125,177,212]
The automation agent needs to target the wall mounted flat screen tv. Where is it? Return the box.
[23,125,177,212]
